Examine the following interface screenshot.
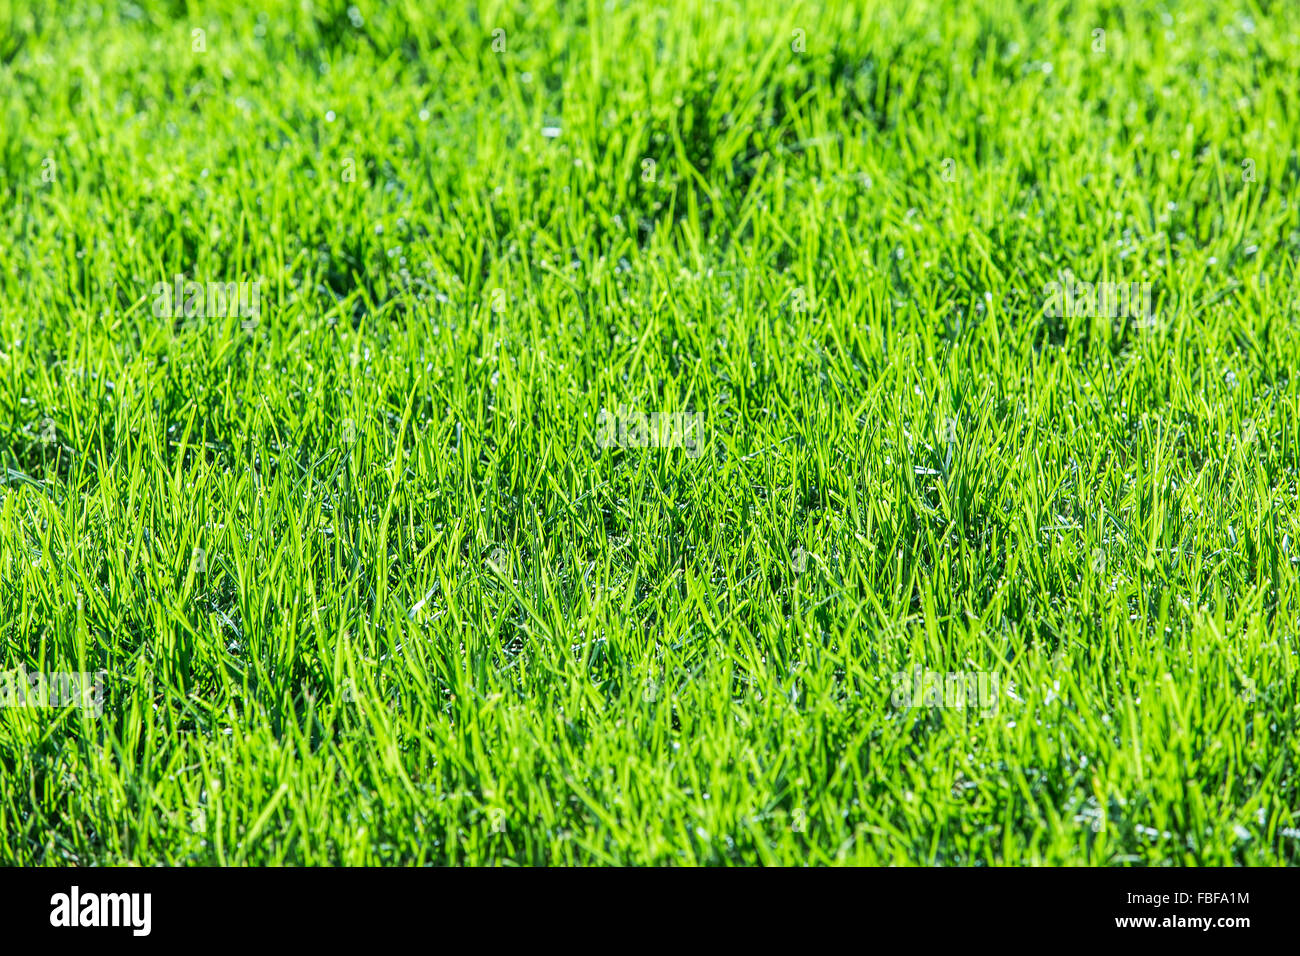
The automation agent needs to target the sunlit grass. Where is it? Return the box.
[0,0,1297,865]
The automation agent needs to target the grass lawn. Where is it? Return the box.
[1,0,1298,865]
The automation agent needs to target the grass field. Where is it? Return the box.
[1,0,1298,866]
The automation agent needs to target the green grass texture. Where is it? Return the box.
[1,0,1298,865]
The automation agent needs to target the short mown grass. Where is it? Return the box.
[1,0,1298,864]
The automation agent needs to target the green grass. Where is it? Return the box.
[1,0,1298,865]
